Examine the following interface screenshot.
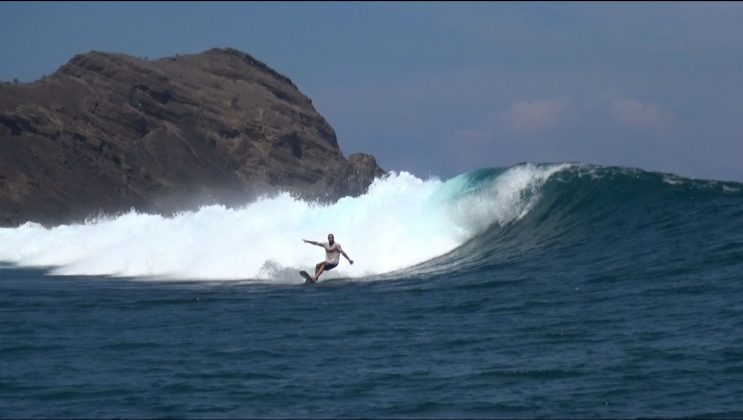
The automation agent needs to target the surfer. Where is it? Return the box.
[302,233,353,283]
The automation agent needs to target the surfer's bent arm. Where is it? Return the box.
[341,249,354,264]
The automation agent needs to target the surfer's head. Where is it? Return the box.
[328,233,334,244]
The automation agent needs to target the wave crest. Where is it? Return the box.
[0,164,571,281]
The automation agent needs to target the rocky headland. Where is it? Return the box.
[0,48,385,227]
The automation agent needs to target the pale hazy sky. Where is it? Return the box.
[2,2,743,181]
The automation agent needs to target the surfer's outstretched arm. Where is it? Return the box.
[302,239,322,247]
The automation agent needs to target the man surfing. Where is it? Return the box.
[301,233,353,283]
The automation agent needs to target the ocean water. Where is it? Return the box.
[2,163,743,418]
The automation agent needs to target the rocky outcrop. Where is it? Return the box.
[0,48,385,226]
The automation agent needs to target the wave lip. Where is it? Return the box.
[0,163,573,281]
[441,162,572,235]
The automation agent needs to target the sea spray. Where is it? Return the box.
[0,164,570,281]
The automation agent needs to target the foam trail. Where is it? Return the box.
[0,164,570,282]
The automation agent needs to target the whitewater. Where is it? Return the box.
[0,163,569,281]
[4,160,743,418]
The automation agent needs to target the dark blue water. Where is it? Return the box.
[3,164,743,418]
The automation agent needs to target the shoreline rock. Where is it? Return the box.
[0,48,385,227]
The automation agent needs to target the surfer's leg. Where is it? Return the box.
[314,262,326,282]
[314,262,324,281]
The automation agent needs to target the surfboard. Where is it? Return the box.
[299,270,315,284]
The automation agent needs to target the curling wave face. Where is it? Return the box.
[0,163,571,281]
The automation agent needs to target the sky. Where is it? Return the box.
[2,2,743,182]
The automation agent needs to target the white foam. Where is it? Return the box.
[0,164,569,281]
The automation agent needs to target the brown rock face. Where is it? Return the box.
[0,48,385,227]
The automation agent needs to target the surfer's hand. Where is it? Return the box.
[349,259,354,265]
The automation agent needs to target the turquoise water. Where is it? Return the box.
[2,164,743,418]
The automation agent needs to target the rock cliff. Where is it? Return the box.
[0,48,385,226]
